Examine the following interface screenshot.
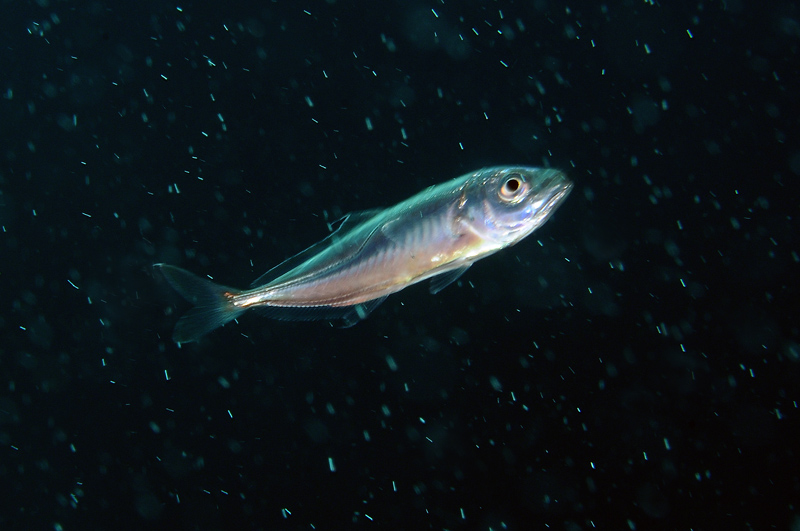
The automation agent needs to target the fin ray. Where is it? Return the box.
[251,296,388,325]
[249,209,384,288]
[156,264,245,343]
[429,265,471,294]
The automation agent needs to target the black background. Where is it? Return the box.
[1,0,798,529]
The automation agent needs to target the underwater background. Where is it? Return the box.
[1,0,798,529]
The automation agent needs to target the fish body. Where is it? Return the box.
[157,166,572,343]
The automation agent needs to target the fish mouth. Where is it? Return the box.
[479,169,573,243]
[545,179,573,211]
[532,175,573,220]
[505,177,572,238]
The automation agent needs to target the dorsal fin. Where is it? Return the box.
[249,209,383,288]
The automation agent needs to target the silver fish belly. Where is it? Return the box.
[156,166,572,343]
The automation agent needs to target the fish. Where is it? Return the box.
[156,166,572,343]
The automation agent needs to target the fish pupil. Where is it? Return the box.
[503,177,521,195]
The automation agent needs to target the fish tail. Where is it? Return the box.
[155,263,245,343]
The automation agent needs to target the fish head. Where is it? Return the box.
[463,166,573,246]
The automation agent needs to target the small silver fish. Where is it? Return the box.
[156,166,572,343]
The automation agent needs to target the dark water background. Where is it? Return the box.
[1,1,798,529]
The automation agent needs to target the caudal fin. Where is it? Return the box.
[155,263,245,343]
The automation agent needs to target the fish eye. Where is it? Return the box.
[499,174,525,201]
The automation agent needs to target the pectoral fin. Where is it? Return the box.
[428,265,471,294]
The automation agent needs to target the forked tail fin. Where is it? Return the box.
[155,263,245,343]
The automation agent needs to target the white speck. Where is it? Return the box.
[686,29,693,38]
[67,279,79,289]
[664,438,671,450]
[365,117,373,131]
[282,508,292,518]
[164,369,170,381]
[328,457,336,472]
[385,354,398,371]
